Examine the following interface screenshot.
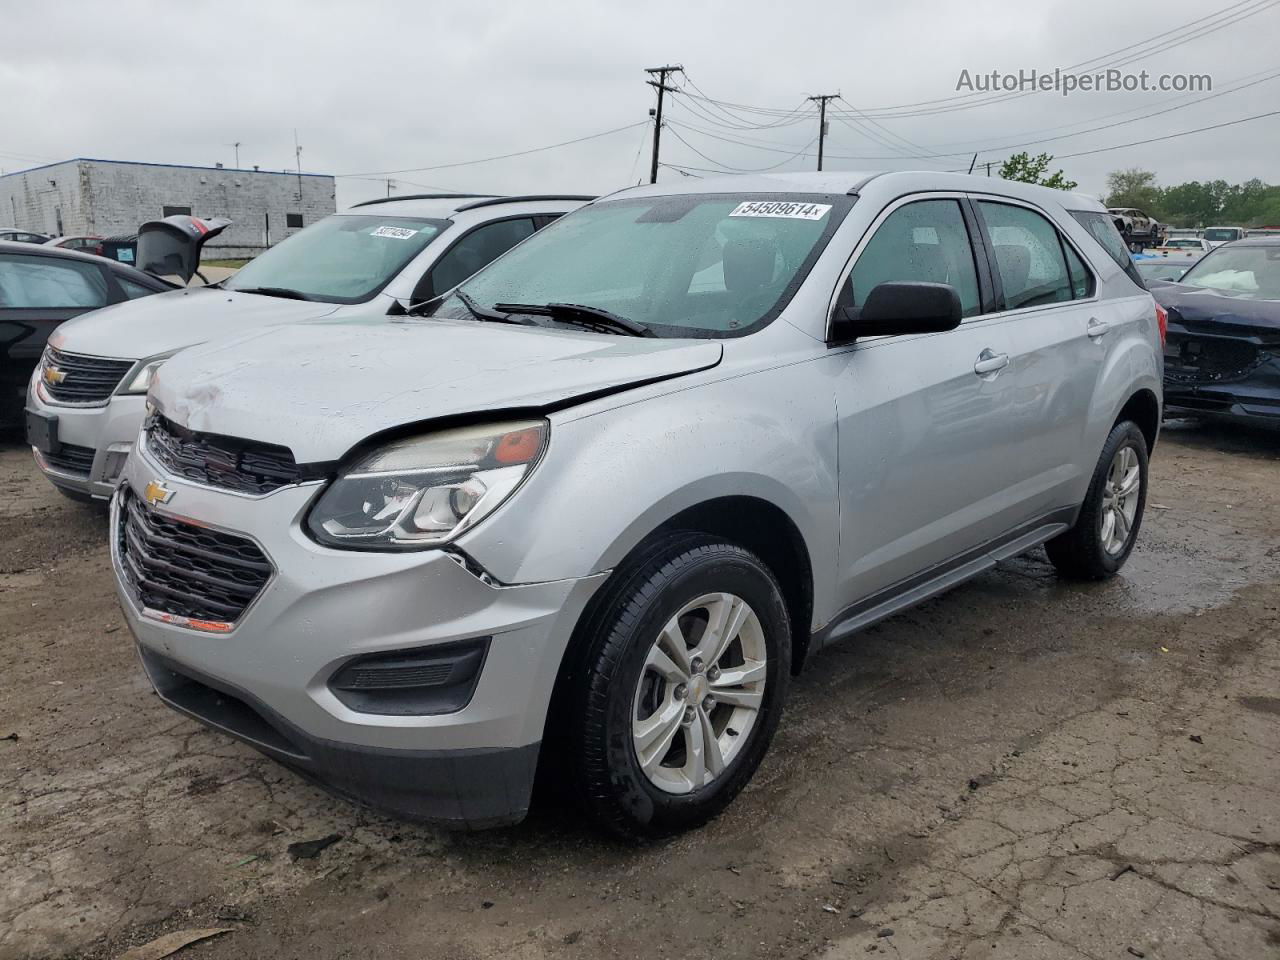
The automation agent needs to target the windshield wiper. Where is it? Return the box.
[456,290,534,325]
[493,301,653,337]
[233,286,316,301]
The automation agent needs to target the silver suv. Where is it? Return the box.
[26,194,589,500]
[110,171,1163,838]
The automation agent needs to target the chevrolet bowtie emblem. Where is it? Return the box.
[143,480,174,506]
[43,365,67,385]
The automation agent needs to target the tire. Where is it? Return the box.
[566,534,791,840]
[1046,421,1149,580]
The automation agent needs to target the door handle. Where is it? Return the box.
[974,349,1010,376]
[1087,318,1111,339]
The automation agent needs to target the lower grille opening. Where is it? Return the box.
[42,442,95,476]
[329,637,490,716]
[140,650,306,759]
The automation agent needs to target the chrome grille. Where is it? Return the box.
[40,347,134,404]
[116,487,273,624]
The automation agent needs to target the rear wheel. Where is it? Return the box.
[1046,421,1148,580]
[567,535,790,840]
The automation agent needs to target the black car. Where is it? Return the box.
[1150,237,1280,427]
[0,240,175,429]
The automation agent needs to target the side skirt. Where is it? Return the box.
[813,507,1078,652]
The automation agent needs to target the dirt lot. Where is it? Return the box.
[2,422,1278,960]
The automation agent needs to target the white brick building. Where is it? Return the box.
[0,158,335,259]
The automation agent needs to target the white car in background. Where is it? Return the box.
[26,194,590,501]
[1202,226,1246,248]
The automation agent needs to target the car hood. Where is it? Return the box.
[1152,282,1280,338]
[151,318,724,462]
[49,286,342,361]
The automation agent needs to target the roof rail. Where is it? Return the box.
[350,193,493,209]
[453,194,596,212]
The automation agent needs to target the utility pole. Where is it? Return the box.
[808,94,838,171]
[293,129,303,201]
[386,178,394,198]
[986,162,992,178]
[645,64,682,184]
[967,153,978,175]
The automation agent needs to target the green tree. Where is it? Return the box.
[1160,181,1218,227]
[998,152,1078,190]
[1104,169,1162,213]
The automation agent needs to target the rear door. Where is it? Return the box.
[0,252,115,422]
[831,195,1023,605]
[970,198,1130,524]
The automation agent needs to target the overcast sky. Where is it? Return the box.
[2,0,1276,208]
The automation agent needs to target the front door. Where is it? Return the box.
[830,196,1021,607]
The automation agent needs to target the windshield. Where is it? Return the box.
[1165,239,1201,249]
[1137,260,1194,281]
[1179,245,1280,298]
[438,194,851,338]
[224,214,447,303]
[1203,228,1241,243]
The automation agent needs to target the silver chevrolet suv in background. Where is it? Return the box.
[26,194,590,500]
[112,171,1163,838]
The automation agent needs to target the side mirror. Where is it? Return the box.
[830,281,964,342]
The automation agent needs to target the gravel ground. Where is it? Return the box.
[1,421,1278,960]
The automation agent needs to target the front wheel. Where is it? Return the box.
[1046,421,1149,579]
[567,536,791,840]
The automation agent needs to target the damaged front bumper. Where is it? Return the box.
[110,442,608,828]
[1163,326,1280,425]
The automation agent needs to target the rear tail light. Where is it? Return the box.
[1155,303,1168,346]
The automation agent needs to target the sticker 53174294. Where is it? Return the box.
[729,201,831,220]
[370,225,419,239]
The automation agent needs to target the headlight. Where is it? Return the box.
[306,419,547,550]
[123,358,168,394]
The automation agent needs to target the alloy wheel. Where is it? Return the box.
[1101,445,1141,555]
[631,592,767,795]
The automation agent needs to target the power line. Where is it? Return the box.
[671,63,1280,168]
[337,121,648,178]
[664,125,817,173]
[658,0,1276,125]
[830,0,1279,119]
[952,107,1280,172]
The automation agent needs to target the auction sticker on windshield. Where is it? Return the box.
[371,225,419,239]
[729,201,831,220]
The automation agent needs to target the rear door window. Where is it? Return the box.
[977,202,1074,310]
[848,199,982,317]
[0,254,110,308]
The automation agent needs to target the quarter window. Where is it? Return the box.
[849,199,981,318]
[978,202,1073,310]
[118,277,158,299]
[1069,210,1145,289]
